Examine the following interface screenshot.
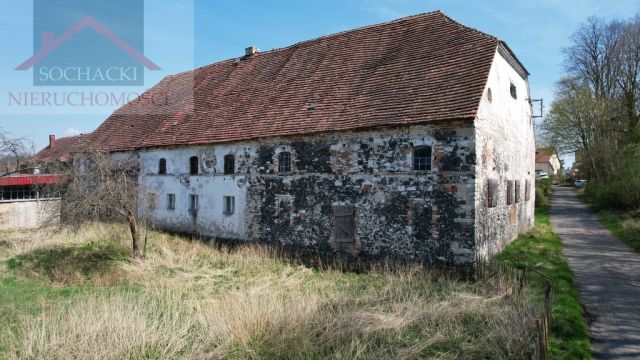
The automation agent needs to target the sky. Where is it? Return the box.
[0,0,639,166]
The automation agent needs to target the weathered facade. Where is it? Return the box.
[88,11,535,266]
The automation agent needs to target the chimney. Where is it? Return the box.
[49,134,56,148]
[245,46,259,56]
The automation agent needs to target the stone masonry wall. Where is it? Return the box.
[137,123,478,266]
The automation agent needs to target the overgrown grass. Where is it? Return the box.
[592,210,640,254]
[498,207,591,359]
[0,225,539,359]
[578,191,640,254]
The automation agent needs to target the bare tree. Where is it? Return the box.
[0,128,31,174]
[42,147,153,259]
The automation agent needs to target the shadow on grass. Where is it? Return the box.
[6,242,131,285]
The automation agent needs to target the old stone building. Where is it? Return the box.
[87,11,535,266]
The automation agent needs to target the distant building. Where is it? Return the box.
[535,148,561,176]
[0,174,62,230]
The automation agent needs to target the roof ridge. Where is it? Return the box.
[193,10,499,73]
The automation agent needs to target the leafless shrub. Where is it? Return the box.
[40,147,154,259]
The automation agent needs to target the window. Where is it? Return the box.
[189,156,199,175]
[487,88,493,103]
[223,196,235,215]
[0,186,38,201]
[166,193,175,210]
[507,180,514,205]
[487,179,498,208]
[413,146,432,171]
[525,180,531,201]
[159,158,167,175]
[510,83,517,99]
[515,181,521,203]
[278,152,291,173]
[334,205,355,243]
[224,154,235,175]
[189,194,199,213]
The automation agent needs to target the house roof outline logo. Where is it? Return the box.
[16,15,160,71]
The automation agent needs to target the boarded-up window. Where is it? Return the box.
[159,158,167,175]
[525,180,531,201]
[413,146,432,171]
[507,180,514,205]
[334,205,355,243]
[189,156,199,175]
[224,154,235,175]
[278,152,291,173]
[487,179,499,208]
[515,180,521,203]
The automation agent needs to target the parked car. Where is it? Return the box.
[574,180,587,188]
[538,172,549,179]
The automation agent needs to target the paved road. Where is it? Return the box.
[550,187,640,359]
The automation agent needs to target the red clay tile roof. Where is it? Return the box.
[535,148,557,164]
[35,135,83,163]
[90,11,511,152]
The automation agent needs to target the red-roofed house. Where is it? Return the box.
[84,12,535,266]
[535,148,561,176]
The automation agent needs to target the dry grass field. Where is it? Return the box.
[0,224,539,359]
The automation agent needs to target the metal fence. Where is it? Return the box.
[476,262,554,360]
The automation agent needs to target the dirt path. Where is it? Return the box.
[550,187,640,359]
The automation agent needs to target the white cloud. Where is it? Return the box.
[65,127,83,136]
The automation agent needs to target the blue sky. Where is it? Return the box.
[1,0,639,164]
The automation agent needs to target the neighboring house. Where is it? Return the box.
[535,148,561,176]
[35,134,84,167]
[86,12,535,266]
[0,134,82,230]
[0,174,62,230]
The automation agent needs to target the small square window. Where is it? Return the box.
[159,158,167,175]
[223,196,235,215]
[413,146,432,172]
[278,152,291,173]
[189,156,199,175]
[167,194,175,210]
[224,154,235,175]
[510,83,517,99]
[189,194,199,212]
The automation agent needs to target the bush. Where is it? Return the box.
[535,179,552,208]
[584,145,640,210]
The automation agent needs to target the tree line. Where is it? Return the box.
[542,14,640,209]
